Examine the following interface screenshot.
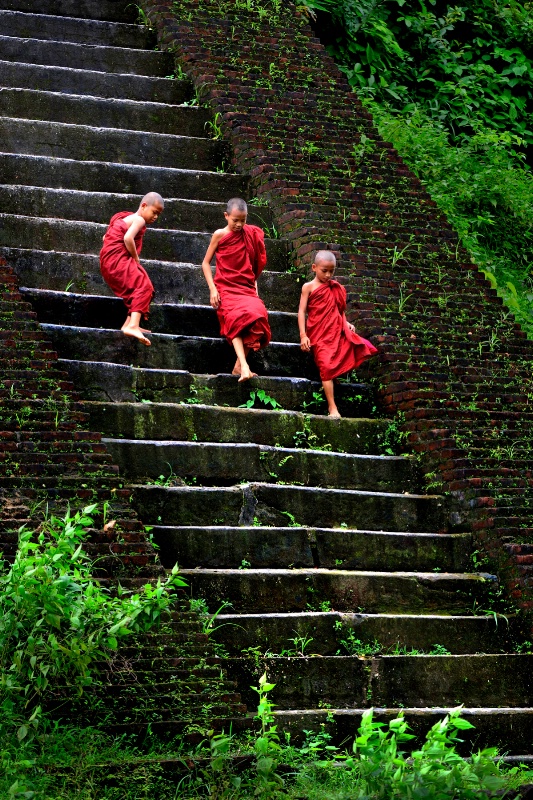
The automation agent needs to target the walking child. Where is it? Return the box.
[99,191,164,346]
[298,250,377,418]
[202,197,271,381]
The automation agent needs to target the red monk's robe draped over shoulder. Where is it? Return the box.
[306,280,377,381]
[99,211,154,317]
[214,224,271,351]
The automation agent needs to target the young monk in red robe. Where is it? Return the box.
[298,250,377,418]
[201,197,271,381]
[99,191,164,346]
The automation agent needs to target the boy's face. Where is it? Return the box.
[224,208,247,232]
[312,259,336,283]
[140,201,164,224]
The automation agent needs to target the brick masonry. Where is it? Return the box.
[142,0,533,616]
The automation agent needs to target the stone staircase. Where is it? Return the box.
[1,0,532,755]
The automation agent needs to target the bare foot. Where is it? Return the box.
[328,409,341,418]
[122,323,151,334]
[238,367,258,382]
[123,326,151,346]
[232,359,241,376]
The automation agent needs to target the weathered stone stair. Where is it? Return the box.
[1,0,531,756]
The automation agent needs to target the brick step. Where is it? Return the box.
[85,401,387,454]
[151,525,469,572]
[0,58,190,104]
[0,120,225,172]
[0,89,211,137]
[3,186,272,231]
[275,707,533,753]
[60,360,373,415]
[23,291,298,343]
[105,440,416,492]
[0,216,287,270]
[0,10,153,49]
[0,153,247,200]
[41,325,316,379]
[0,34,175,77]
[210,611,512,656]
[177,567,492,615]
[7,251,300,310]
[0,0,136,22]
[226,654,533,709]
[131,482,445,533]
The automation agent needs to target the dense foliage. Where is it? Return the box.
[304,0,533,334]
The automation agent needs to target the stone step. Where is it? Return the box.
[0,119,225,171]
[105,440,416,491]
[85,402,388,454]
[41,325,314,378]
[0,0,135,22]
[0,10,154,49]
[225,654,533,709]
[0,88,211,136]
[0,154,248,199]
[176,567,492,614]
[274,707,533,753]
[131,483,446,532]
[6,251,299,310]
[150,525,469,571]
[0,34,174,76]
[0,216,287,269]
[209,611,510,656]
[59,361,374,414]
[0,59,188,103]
[0,187,271,231]
[21,291,298,342]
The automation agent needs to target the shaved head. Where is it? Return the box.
[226,197,247,214]
[314,250,336,265]
[141,192,164,207]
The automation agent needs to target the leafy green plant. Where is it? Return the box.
[205,111,224,139]
[239,389,282,410]
[250,673,284,796]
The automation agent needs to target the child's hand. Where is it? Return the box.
[300,335,311,352]
[347,322,356,333]
[210,288,221,309]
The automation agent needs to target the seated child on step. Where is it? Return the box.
[99,192,164,346]
[298,250,377,418]
[201,197,271,382]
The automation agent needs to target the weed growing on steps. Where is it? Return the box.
[239,389,282,410]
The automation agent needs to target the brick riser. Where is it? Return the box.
[141,0,533,615]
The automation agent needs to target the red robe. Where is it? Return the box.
[99,211,154,318]
[214,224,271,351]
[306,280,377,381]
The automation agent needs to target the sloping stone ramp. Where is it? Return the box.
[1,0,532,754]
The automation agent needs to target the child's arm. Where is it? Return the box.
[202,231,224,309]
[298,283,312,352]
[343,312,356,333]
[123,214,146,265]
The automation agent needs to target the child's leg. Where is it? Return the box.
[322,379,340,418]
[231,336,257,381]
[122,311,151,346]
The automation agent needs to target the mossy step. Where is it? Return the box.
[61,360,372,414]
[0,118,225,171]
[210,611,512,656]
[0,10,153,49]
[0,35,175,77]
[224,654,533,709]
[85,402,386,453]
[274,707,533,753]
[0,0,136,22]
[0,216,287,269]
[42,325,315,378]
[104,440,416,492]
[0,153,248,199]
[6,250,300,309]
[177,567,491,614]
[24,291,298,342]
[150,525,470,572]
[6,187,271,231]
[0,89,211,137]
